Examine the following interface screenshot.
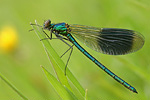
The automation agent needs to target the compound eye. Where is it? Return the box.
[44,20,51,28]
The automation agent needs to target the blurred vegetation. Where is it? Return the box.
[0,0,150,100]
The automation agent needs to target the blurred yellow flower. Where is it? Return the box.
[0,26,18,53]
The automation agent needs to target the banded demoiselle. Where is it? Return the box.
[31,20,144,93]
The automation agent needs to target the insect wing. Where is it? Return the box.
[70,24,144,55]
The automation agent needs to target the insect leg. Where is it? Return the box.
[54,33,74,75]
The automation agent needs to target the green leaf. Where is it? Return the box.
[30,20,85,97]
[42,66,78,100]
[30,21,71,90]
[0,73,28,100]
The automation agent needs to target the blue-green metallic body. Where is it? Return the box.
[52,23,69,35]
[66,33,137,93]
[50,22,137,93]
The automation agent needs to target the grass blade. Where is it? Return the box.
[42,66,78,100]
[0,73,28,100]
[30,20,85,97]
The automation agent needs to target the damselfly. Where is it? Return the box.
[31,20,144,93]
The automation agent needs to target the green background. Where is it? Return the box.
[0,0,149,100]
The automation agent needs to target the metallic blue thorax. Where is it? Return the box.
[52,23,69,35]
